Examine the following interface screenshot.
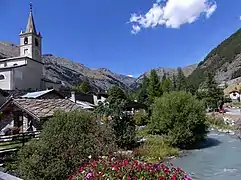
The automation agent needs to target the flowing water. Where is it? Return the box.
[172,132,241,180]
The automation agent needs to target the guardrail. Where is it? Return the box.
[0,131,41,153]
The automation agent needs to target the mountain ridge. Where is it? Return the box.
[0,41,199,91]
[189,28,241,87]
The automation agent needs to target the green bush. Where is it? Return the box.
[132,110,149,126]
[133,135,180,163]
[17,110,117,180]
[149,91,208,148]
[95,98,136,150]
[111,113,136,150]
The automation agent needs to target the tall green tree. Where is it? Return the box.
[160,75,172,93]
[137,75,149,104]
[200,72,224,109]
[176,67,187,91]
[107,85,127,103]
[72,81,90,93]
[172,74,177,91]
[96,85,136,149]
[148,70,161,102]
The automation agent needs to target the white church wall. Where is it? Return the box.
[0,59,26,68]
[13,59,43,90]
[0,70,12,90]
[7,59,26,67]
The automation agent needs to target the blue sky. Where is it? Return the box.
[0,0,240,77]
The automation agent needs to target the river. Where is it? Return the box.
[172,131,241,180]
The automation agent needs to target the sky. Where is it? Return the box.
[0,0,240,77]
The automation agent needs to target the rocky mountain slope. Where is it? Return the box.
[189,28,241,87]
[0,42,136,91]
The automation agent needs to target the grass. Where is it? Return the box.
[135,127,180,163]
[206,117,234,130]
[231,101,241,108]
[0,141,23,151]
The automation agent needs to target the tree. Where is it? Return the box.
[132,109,149,126]
[137,75,149,104]
[72,81,90,93]
[96,86,136,149]
[107,85,127,103]
[186,79,197,95]
[176,68,187,91]
[148,70,161,103]
[149,91,208,148]
[160,76,172,93]
[200,72,224,109]
[17,110,116,180]
[172,74,177,91]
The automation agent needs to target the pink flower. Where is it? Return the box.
[86,172,92,179]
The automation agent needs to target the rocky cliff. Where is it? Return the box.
[189,28,241,87]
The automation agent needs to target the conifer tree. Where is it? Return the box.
[204,72,224,109]
[160,74,172,93]
[137,75,149,104]
[148,69,161,103]
[176,67,187,91]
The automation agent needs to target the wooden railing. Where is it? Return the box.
[0,131,41,153]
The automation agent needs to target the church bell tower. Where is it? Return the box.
[20,3,42,62]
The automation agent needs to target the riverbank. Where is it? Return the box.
[172,131,241,180]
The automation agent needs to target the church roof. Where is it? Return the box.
[25,4,37,34]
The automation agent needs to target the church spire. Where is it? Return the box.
[25,2,37,34]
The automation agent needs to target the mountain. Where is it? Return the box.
[132,64,197,88]
[0,41,136,91]
[188,28,241,87]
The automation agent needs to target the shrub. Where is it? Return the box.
[149,91,208,148]
[69,156,192,180]
[132,110,149,126]
[96,99,136,150]
[111,114,136,150]
[17,110,117,180]
[133,135,180,163]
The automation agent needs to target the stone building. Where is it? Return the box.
[0,98,81,134]
[0,4,57,91]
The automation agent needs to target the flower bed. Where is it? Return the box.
[69,156,191,180]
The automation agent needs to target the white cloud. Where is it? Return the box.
[129,0,217,33]
[239,16,241,21]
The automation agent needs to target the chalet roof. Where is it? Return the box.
[60,90,95,104]
[1,98,82,120]
[74,100,95,110]
[21,89,63,99]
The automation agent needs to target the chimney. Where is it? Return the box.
[71,91,76,103]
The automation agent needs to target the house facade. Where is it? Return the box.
[0,98,81,135]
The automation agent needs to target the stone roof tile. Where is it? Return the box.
[13,98,82,119]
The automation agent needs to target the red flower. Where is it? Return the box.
[171,175,177,180]
[127,177,131,180]
[124,160,129,166]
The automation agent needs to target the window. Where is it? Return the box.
[4,62,7,67]
[24,49,28,55]
[35,38,39,46]
[24,37,28,45]
[0,75,5,80]
[97,94,101,100]
[13,63,18,66]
